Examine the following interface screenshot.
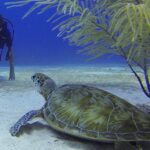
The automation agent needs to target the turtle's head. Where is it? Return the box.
[31,73,56,101]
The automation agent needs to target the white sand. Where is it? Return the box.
[0,65,150,150]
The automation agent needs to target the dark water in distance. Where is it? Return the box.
[0,1,126,66]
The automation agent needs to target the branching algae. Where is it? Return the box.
[5,0,150,98]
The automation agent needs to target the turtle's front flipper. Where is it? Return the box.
[10,109,43,136]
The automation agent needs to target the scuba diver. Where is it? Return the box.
[0,15,15,80]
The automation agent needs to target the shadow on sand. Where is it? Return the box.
[17,121,113,150]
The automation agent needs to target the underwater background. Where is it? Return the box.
[1,0,150,150]
[0,0,125,67]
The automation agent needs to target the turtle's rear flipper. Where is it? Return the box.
[10,109,43,136]
[114,142,137,150]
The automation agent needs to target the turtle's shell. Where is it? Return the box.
[43,85,150,142]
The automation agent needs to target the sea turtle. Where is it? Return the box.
[10,73,150,149]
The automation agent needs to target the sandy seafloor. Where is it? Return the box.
[0,65,150,150]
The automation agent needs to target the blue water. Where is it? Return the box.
[0,1,125,66]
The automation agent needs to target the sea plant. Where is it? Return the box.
[4,0,150,98]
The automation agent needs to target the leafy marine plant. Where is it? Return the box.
[5,0,150,98]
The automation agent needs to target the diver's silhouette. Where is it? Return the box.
[0,15,15,80]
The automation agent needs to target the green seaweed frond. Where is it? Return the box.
[5,0,150,59]
[5,0,90,19]
[52,8,116,59]
[107,0,150,45]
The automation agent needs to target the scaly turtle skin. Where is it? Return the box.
[10,73,150,148]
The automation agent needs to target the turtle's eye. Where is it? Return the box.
[37,80,43,86]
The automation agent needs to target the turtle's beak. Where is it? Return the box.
[31,75,36,81]
[31,75,38,87]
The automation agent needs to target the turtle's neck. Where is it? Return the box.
[44,85,57,101]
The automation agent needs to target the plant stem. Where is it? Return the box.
[143,58,150,94]
[127,62,150,97]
